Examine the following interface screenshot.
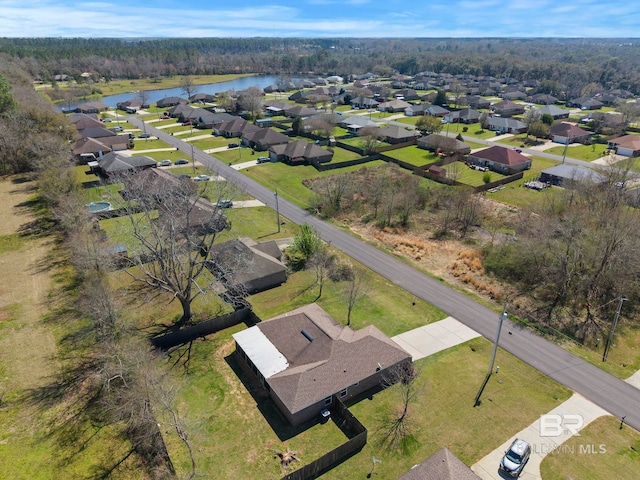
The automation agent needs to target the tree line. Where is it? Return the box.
[4,37,640,95]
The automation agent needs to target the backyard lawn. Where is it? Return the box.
[382,145,439,167]
[164,329,571,480]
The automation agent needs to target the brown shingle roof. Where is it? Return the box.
[259,304,411,414]
[473,145,529,166]
[397,448,481,480]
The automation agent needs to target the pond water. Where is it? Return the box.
[58,74,287,112]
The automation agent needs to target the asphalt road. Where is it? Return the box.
[130,117,640,432]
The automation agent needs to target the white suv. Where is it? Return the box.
[499,438,531,477]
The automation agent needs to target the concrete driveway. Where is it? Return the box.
[471,393,609,480]
[392,316,481,361]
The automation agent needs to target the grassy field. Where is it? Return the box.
[540,415,640,480]
[0,177,145,480]
[241,160,387,208]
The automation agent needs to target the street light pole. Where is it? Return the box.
[602,296,627,362]
[561,141,569,164]
[274,188,280,233]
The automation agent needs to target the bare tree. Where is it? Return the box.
[522,108,542,139]
[304,113,337,139]
[343,265,370,326]
[179,76,199,101]
[137,89,151,109]
[358,125,383,154]
[237,86,264,120]
[308,247,335,301]
[378,362,420,452]
[115,172,235,327]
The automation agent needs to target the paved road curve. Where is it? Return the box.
[131,117,640,432]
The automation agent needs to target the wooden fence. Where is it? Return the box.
[281,398,367,480]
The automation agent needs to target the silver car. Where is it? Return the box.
[499,438,531,477]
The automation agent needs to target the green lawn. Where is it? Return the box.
[461,123,501,140]
[383,145,439,167]
[131,138,172,150]
[241,160,387,208]
[442,162,505,187]
[545,143,610,162]
[540,416,640,480]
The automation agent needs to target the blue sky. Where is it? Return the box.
[0,0,638,38]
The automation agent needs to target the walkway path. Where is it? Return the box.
[471,393,609,480]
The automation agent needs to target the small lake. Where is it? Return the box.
[58,74,288,112]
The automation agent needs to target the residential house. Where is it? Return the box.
[443,107,481,124]
[417,134,471,156]
[158,195,229,237]
[214,118,260,138]
[528,93,559,105]
[549,122,591,145]
[608,134,640,157]
[193,111,237,129]
[460,95,491,109]
[189,93,215,104]
[397,448,481,480]
[395,89,419,101]
[232,303,412,426]
[92,152,157,178]
[501,90,528,101]
[469,146,531,174]
[378,98,411,113]
[71,135,130,162]
[116,99,148,112]
[350,97,379,110]
[487,117,527,134]
[75,101,108,114]
[405,104,449,117]
[241,127,290,151]
[338,114,378,134]
[207,237,287,295]
[269,140,333,165]
[156,96,187,108]
[379,125,420,145]
[283,105,318,119]
[491,100,525,117]
[539,164,607,187]
[264,101,294,116]
[535,105,570,119]
[567,96,603,110]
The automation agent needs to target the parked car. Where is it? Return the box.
[138,133,151,139]
[177,174,191,180]
[193,174,211,182]
[174,159,189,165]
[257,156,270,164]
[157,159,172,167]
[182,121,192,126]
[102,118,112,123]
[161,115,171,119]
[227,142,239,148]
[214,200,233,209]
[499,438,531,477]
[112,126,123,132]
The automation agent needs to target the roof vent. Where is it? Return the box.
[301,329,314,342]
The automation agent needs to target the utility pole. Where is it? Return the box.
[561,141,569,164]
[274,188,281,233]
[191,143,196,174]
[488,304,508,376]
[602,296,627,362]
